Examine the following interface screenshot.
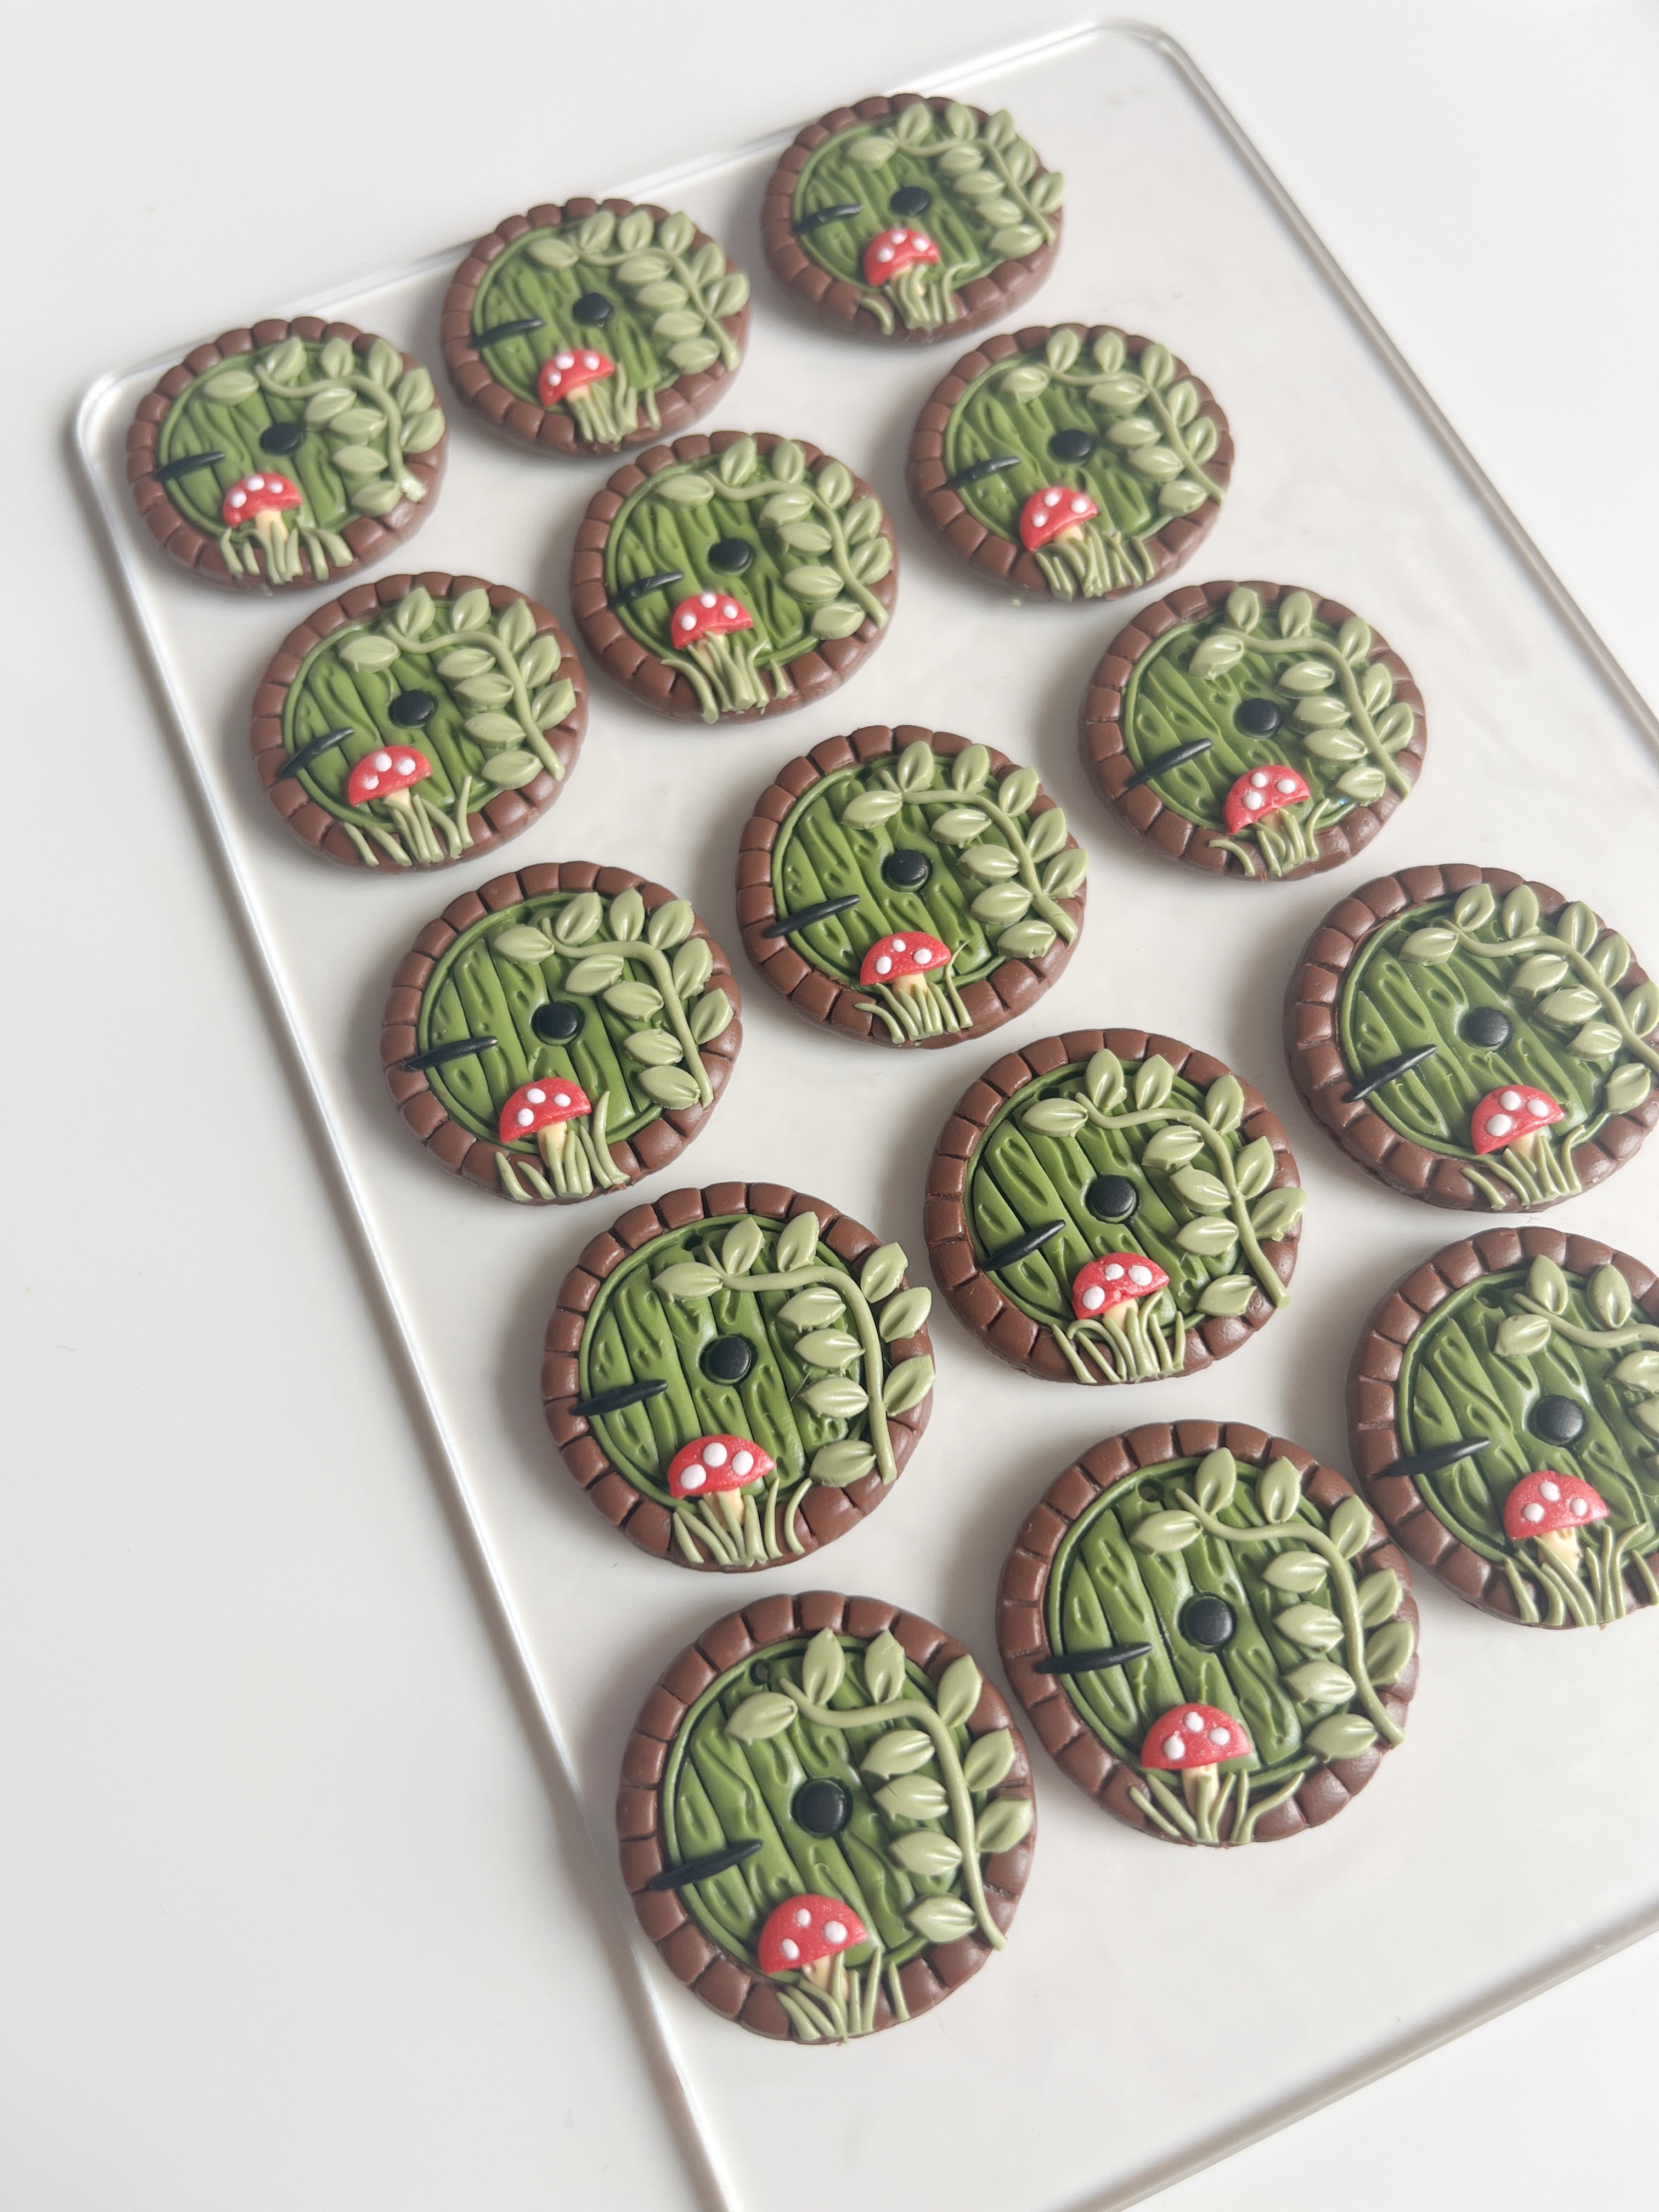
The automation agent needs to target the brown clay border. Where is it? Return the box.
[760,94,1062,345]
[1349,1224,1659,1623]
[924,1029,1302,1384]
[1284,863,1659,1210]
[736,724,1086,1050]
[1079,581,1426,879]
[618,1589,1034,2039]
[907,324,1231,599]
[380,865,741,1201]
[997,1420,1418,1844]
[570,430,899,725]
[251,572,585,870]
[126,317,447,591]
[440,197,749,456]
[544,1181,932,1567]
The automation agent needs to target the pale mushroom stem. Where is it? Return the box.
[252,507,300,584]
[692,634,768,717]
[382,788,440,865]
[537,1120,594,1199]
[1183,1763,1224,1846]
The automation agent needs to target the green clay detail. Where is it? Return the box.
[279,585,571,866]
[602,443,891,723]
[1120,591,1414,875]
[1339,885,1657,1205]
[414,884,724,1158]
[578,1214,932,1565]
[156,333,440,585]
[662,1628,1015,2039]
[471,206,747,441]
[1395,1257,1659,1626]
[967,1052,1300,1383]
[790,100,1061,334]
[1046,1451,1406,1845]
[940,329,1221,598]
[770,741,1081,1001]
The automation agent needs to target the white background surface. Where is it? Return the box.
[8,4,1659,2208]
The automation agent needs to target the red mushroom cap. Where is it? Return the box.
[756,1894,868,1976]
[496,1077,592,1145]
[669,591,753,650]
[863,227,940,285]
[345,745,432,808]
[1141,1703,1252,1773]
[1019,486,1100,552]
[665,1434,776,1502]
[1502,1469,1609,1544]
[1470,1086,1565,1155]
[1071,1254,1170,1321]
[537,348,615,405]
[221,472,302,528]
[859,932,952,988]
[1223,766,1312,837]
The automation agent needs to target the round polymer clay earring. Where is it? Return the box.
[619,1593,1034,2040]
[442,196,750,456]
[737,725,1086,1047]
[998,1423,1418,1847]
[926,1031,1305,1385]
[252,572,585,869]
[1286,865,1659,1210]
[570,431,898,726]
[380,865,741,1203]
[127,317,447,590]
[760,93,1063,344]
[1080,582,1426,879]
[1351,1228,1659,1629]
[544,1183,934,1568]
[907,323,1231,601]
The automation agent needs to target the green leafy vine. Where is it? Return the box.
[1128,1450,1409,1845]
[1018,1050,1303,1383]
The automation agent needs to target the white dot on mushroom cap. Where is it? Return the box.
[876,246,894,263]
[1043,489,1061,507]
[702,1442,728,1468]
[824,1922,847,1945]
[699,592,715,607]
[1276,776,1297,793]
[1081,1285,1105,1312]
[374,752,392,771]
[681,1466,706,1491]
[721,602,738,619]
[1541,1479,1561,1501]
[794,1908,811,1928]
[1523,1501,1544,1523]
[360,774,379,792]
[874,956,892,976]
[553,1093,571,1109]
[1529,1098,1550,1116]
[732,1451,753,1476]
[1499,1090,1523,1111]
[248,475,266,491]
[526,1088,545,1104]
[228,490,246,505]
[1572,1496,1588,1515]
[1244,790,1264,810]
[892,940,907,953]
[1129,1265,1153,1286]
[1162,1735,1186,1761]
[396,754,415,772]
[515,1109,534,1128]
[1070,496,1089,513]
[678,612,695,630]
[555,352,573,368]
[1207,1726,1231,1746]
[1486,1113,1514,1137]
[582,352,599,369]
[914,946,933,965]
[780,1938,799,1961]
[1104,1263,1125,1280]
[1184,1712,1204,1733]
[1250,770,1269,788]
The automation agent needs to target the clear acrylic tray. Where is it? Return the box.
[76,21,1659,2212]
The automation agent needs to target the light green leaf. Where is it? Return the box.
[203,368,259,404]
[604,980,664,1021]
[1285,1661,1355,1705]
[812,601,867,640]
[906,1895,977,1944]
[1175,1217,1240,1257]
[1279,660,1335,695]
[1571,1022,1622,1059]
[998,921,1057,958]
[711,272,749,318]
[863,1631,907,1706]
[1263,1550,1328,1593]
[304,388,354,424]
[1171,1165,1230,1215]
[882,1357,934,1417]
[437,646,494,681]
[1233,1136,1276,1200]
[726,1693,796,1743]
[782,565,843,604]
[879,1286,933,1342]
[1527,1255,1571,1313]
[962,847,1020,884]
[1142,1125,1203,1170]
[974,1798,1034,1855]
[1132,1509,1202,1554]
[1538,986,1600,1026]
[1402,927,1457,964]
[1606,1063,1653,1114]
[1000,364,1051,405]
[607,889,645,943]
[1135,1056,1175,1111]
[1592,934,1633,985]
[1338,765,1387,803]
[1302,730,1367,764]
[1224,587,1261,631]
[624,1030,685,1068]
[1276,1602,1343,1651]
[1250,1187,1306,1242]
[799,1376,868,1421]
[1329,1494,1374,1560]
[877,1775,948,1824]
[775,1211,820,1272]
[1194,1449,1237,1514]
[1625,981,1659,1037]
[456,674,515,706]
[1196,1276,1256,1319]
[527,233,581,269]
[719,1217,765,1277]
[637,1065,701,1110]
[563,955,625,995]
[1357,1569,1402,1627]
[533,680,575,730]
[452,588,490,631]
[319,338,354,379]
[328,405,385,439]
[847,132,896,165]
[670,936,713,996]
[616,207,654,253]
[989,223,1043,258]
[657,211,695,255]
[815,460,853,510]
[809,1441,874,1489]
[795,1328,861,1372]
[1616,1349,1659,1389]
[1364,1620,1415,1688]
[1307,1714,1379,1762]
[963,1730,1016,1793]
[1021,1098,1088,1139]
[1258,1457,1302,1524]
[801,1627,845,1707]
[1556,900,1598,953]
[781,1285,844,1330]
[972,884,1033,927]
[331,444,387,480]
[654,471,716,506]
[860,1244,907,1302]
[1085,1051,1125,1110]
[862,1728,935,1780]
[933,806,992,845]
[1203,1074,1244,1135]
[555,893,605,946]
[489,926,555,964]
[667,336,721,373]
[1495,1312,1553,1359]
[1337,616,1372,663]
[1278,590,1314,636]
[936,1654,983,1729]
[335,633,400,670]
[1453,883,1497,931]
[1513,953,1570,993]
[836,787,902,832]
[1024,808,1068,864]
[777,518,832,554]
[1502,884,1541,938]
[688,990,733,1046]
[844,496,883,545]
